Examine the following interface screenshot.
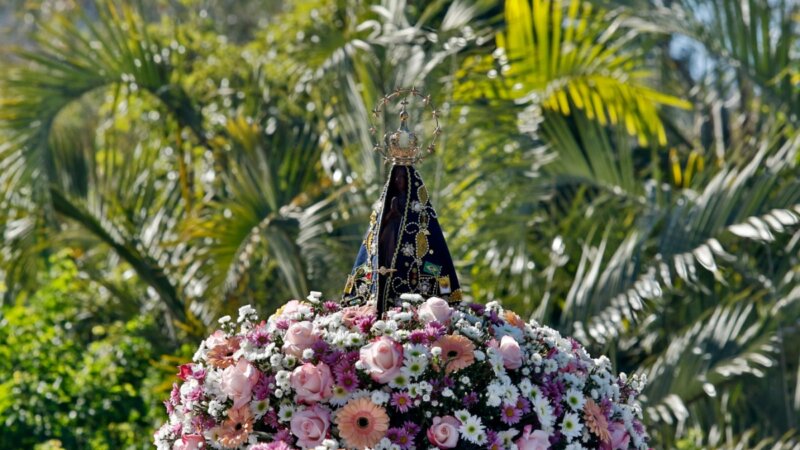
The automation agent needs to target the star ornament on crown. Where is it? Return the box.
[369,87,441,166]
[155,88,651,450]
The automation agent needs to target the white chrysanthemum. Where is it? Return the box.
[399,293,424,303]
[237,304,257,321]
[346,332,364,346]
[533,396,555,429]
[565,388,585,411]
[518,377,534,398]
[390,311,414,322]
[282,355,297,368]
[404,343,429,358]
[459,415,485,444]
[329,385,350,406]
[501,381,520,404]
[493,323,524,341]
[278,403,295,422]
[565,443,587,450]
[454,409,471,423]
[321,439,339,449]
[561,411,583,440]
[371,390,390,405]
[250,398,270,418]
[403,356,428,378]
[275,370,291,387]
[486,382,503,407]
[207,399,225,417]
[388,371,410,389]
[497,429,519,447]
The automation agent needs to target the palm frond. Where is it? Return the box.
[461,0,691,146]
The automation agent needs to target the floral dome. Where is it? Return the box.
[155,90,650,450]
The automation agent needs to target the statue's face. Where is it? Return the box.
[393,169,408,191]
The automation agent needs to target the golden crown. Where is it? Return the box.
[370,87,441,165]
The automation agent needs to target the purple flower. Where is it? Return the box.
[402,421,421,437]
[463,391,479,407]
[253,374,274,400]
[355,316,375,333]
[408,330,428,344]
[169,383,180,405]
[468,303,485,315]
[337,370,359,392]
[387,427,413,449]
[424,322,446,340]
[391,392,413,412]
[499,402,522,425]
[263,410,280,428]
[323,301,340,312]
[273,428,292,442]
[246,324,271,347]
[516,397,531,414]
[486,430,503,450]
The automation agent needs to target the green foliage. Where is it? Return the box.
[0,253,156,449]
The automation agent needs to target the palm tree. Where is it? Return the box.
[438,0,800,447]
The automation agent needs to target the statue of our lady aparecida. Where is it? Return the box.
[342,88,463,315]
[156,87,650,450]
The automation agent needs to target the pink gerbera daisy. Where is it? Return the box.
[335,397,389,449]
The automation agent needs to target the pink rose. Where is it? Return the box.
[176,364,193,381]
[205,330,227,349]
[290,362,333,403]
[173,434,204,450]
[417,297,453,324]
[248,443,292,450]
[341,305,376,327]
[290,404,330,448]
[220,359,260,408]
[490,335,524,370]
[280,300,307,319]
[359,336,403,384]
[248,443,293,450]
[516,425,550,450]
[282,321,318,357]
[427,415,460,448]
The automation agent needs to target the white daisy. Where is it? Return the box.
[459,415,485,444]
[250,398,270,418]
[565,388,585,411]
[403,356,428,378]
[328,385,350,406]
[388,371,410,389]
[561,411,583,440]
[278,403,295,422]
[454,409,471,423]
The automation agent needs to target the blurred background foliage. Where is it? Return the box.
[0,0,798,448]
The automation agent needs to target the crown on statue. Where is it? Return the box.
[370,87,441,165]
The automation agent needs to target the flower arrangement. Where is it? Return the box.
[155,292,649,450]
